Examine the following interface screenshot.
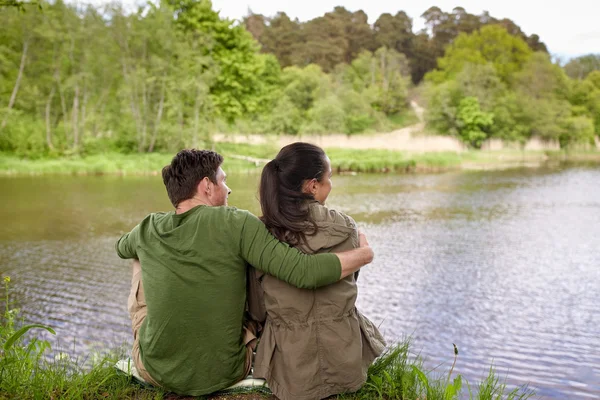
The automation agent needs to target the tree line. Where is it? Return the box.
[244,6,548,84]
[424,27,600,148]
[0,0,598,158]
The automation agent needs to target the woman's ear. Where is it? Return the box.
[302,179,316,195]
[309,178,318,195]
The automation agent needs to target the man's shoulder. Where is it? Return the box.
[204,205,250,217]
[200,206,258,226]
[139,211,171,226]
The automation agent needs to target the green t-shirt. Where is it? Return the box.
[115,205,341,395]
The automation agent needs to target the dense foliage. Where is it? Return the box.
[0,1,598,157]
[245,6,548,84]
[424,26,600,148]
[0,0,415,157]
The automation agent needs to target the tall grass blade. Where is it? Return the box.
[3,323,56,350]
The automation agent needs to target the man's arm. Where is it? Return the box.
[337,231,373,278]
[239,213,373,289]
[115,224,141,259]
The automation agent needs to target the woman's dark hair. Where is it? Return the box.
[259,142,329,247]
[162,149,223,207]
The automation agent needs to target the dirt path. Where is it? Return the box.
[213,102,468,152]
[213,101,572,153]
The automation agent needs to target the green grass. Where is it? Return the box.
[340,340,534,400]
[0,277,163,400]
[1,144,599,176]
[1,277,535,400]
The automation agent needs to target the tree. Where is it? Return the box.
[281,65,331,112]
[327,7,375,63]
[456,96,494,148]
[243,11,266,42]
[564,54,600,80]
[168,0,267,121]
[0,4,41,132]
[339,48,410,116]
[514,52,570,100]
[305,95,345,134]
[266,95,301,134]
[292,15,347,72]
[373,12,413,58]
[410,32,437,84]
[253,12,301,68]
[427,25,533,84]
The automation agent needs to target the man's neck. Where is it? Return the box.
[175,197,210,215]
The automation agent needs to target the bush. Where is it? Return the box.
[0,112,48,158]
[305,96,346,134]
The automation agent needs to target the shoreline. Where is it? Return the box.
[1,147,599,176]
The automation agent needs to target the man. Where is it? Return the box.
[116,149,374,396]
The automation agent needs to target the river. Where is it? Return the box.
[0,166,598,399]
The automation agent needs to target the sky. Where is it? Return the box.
[85,0,600,60]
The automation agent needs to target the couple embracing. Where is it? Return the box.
[116,142,386,399]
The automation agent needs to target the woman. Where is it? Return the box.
[248,142,386,400]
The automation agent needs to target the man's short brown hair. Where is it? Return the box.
[162,149,224,207]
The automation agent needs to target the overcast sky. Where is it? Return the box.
[86,0,600,60]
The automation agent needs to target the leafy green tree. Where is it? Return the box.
[488,93,532,144]
[456,97,493,148]
[168,0,267,120]
[454,63,505,109]
[339,89,379,134]
[340,48,410,116]
[305,95,345,134]
[514,52,570,100]
[281,65,331,112]
[569,72,600,136]
[266,95,302,134]
[424,80,462,136]
[427,25,532,84]
[564,54,600,80]
[560,116,596,148]
[586,70,600,89]
[0,4,41,132]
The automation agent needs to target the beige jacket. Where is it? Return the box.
[248,202,386,400]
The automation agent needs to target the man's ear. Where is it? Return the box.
[197,177,210,195]
[204,177,212,195]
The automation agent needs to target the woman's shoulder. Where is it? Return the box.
[308,202,357,230]
[304,202,358,252]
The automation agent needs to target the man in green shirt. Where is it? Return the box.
[116,149,374,396]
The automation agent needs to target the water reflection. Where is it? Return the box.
[1,166,599,398]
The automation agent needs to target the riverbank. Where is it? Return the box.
[1,144,599,176]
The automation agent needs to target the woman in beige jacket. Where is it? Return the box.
[248,142,386,400]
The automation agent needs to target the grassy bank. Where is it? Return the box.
[1,278,534,399]
[1,144,599,176]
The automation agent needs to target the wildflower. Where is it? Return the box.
[3,276,9,283]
